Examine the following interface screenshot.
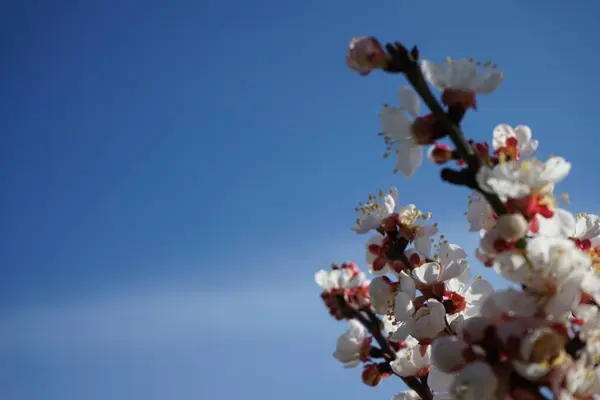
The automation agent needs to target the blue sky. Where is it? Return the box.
[1,0,599,399]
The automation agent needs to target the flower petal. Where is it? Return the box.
[475,69,505,94]
[380,107,412,141]
[412,262,442,284]
[536,208,576,238]
[540,157,571,183]
[413,236,433,258]
[420,60,449,90]
[464,278,494,304]
[395,141,423,178]
[315,270,330,289]
[427,366,455,392]
[394,292,415,321]
[398,86,420,118]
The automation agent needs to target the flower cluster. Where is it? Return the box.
[312,36,600,400]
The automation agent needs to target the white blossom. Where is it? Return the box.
[316,44,600,400]
[391,299,446,342]
[480,289,537,320]
[494,236,591,316]
[353,187,399,234]
[379,87,423,177]
[513,327,568,381]
[466,192,496,232]
[390,342,431,377]
[393,271,418,321]
[572,213,600,242]
[369,276,395,315]
[492,124,538,159]
[449,362,498,400]
[430,336,470,373]
[477,157,571,200]
[333,319,368,368]
[392,391,421,400]
[564,361,599,397]
[411,243,469,286]
[445,274,494,321]
[420,58,504,94]
[315,267,366,291]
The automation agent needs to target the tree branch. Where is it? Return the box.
[383,43,508,217]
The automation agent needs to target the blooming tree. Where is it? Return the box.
[314,36,600,400]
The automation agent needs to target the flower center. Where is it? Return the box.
[495,136,520,161]
[443,291,467,314]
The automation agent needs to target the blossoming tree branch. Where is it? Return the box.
[314,37,600,400]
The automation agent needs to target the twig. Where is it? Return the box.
[383,43,508,217]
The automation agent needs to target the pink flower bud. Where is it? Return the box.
[362,363,383,386]
[428,143,453,164]
[497,213,528,242]
[346,37,387,76]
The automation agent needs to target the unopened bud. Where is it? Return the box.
[428,143,453,165]
[346,36,388,76]
[496,213,528,241]
[362,363,383,387]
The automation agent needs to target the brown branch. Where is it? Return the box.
[383,43,508,217]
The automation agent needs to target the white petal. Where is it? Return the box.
[438,243,467,264]
[413,236,433,258]
[369,277,394,315]
[540,157,571,183]
[395,141,423,178]
[536,208,576,238]
[393,391,420,400]
[427,299,448,335]
[380,107,412,141]
[439,259,467,282]
[398,86,420,118]
[412,262,442,284]
[545,281,581,317]
[431,336,468,372]
[449,59,477,90]
[521,139,539,156]
[428,366,455,392]
[391,321,412,342]
[514,125,532,143]
[492,289,537,317]
[399,271,417,299]
[315,270,330,289]
[464,279,494,304]
[512,360,550,381]
[394,292,415,321]
[450,362,498,400]
[581,274,600,305]
[420,60,449,90]
[492,124,514,150]
[389,186,400,207]
[446,277,465,294]
[475,69,505,94]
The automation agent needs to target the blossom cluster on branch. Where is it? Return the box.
[314,36,600,400]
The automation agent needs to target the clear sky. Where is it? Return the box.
[1,0,599,399]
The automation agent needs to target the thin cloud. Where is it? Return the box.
[0,281,326,355]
